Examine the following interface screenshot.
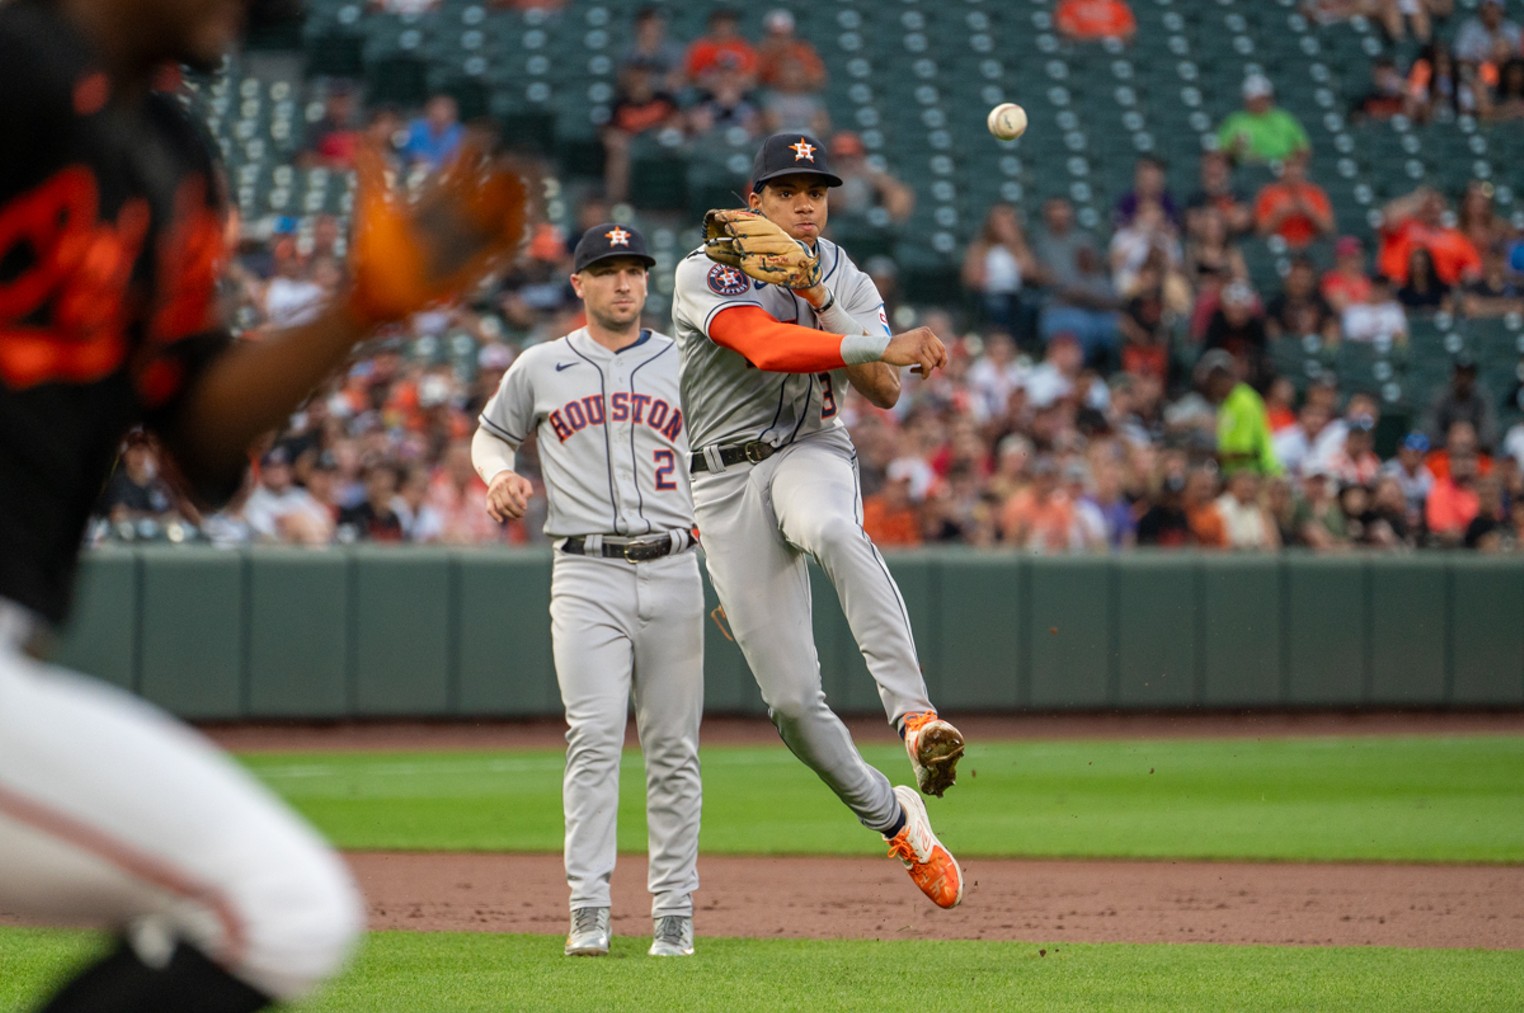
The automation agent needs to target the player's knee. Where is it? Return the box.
[790,511,862,556]
[224,838,365,1001]
[565,719,624,765]
[765,685,827,728]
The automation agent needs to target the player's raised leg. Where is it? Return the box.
[769,432,966,797]
[694,467,900,833]
[0,651,363,1008]
[551,557,637,955]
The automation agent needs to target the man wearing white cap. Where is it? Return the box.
[1215,74,1311,165]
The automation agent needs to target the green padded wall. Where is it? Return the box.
[247,549,349,718]
[53,548,139,692]
[1448,558,1524,706]
[1115,555,1200,708]
[1199,555,1283,706]
[1026,557,1112,709]
[351,548,452,715]
[882,552,936,711]
[455,551,558,716]
[932,554,1021,711]
[1285,557,1369,706]
[1368,557,1449,706]
[137,549,244,719]
[52,548,1524,719]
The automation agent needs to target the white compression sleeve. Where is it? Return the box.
[812,290,891,364]
[470,426,518,484]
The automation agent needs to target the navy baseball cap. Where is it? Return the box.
[750,132,843,192]
[572,223,656,273]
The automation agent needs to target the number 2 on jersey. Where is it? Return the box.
[819,372,837,419]
[653,448,678,490]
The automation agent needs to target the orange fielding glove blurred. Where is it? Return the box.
[346,141,529,326]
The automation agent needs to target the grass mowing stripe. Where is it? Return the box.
[3,928,1521,1012]
[236,735,1524,862]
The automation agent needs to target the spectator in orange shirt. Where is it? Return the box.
[862,458,925,548]
[1055,0,1138,43]
[428,440,506,544]
[684,8,758,89]
[757,9,826,91]
[1253,151,1335,250]
[1376,186,1484,286]
[601,62,682,203]
[1321,235,1374,312]
[1183,467,1228,548]
[1000,456,1081,552]
[1426,448,1482,545]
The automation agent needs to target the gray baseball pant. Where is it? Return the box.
[692,427,934,833]
[551,550,703,919]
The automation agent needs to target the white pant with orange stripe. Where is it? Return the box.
[0,602,363,1000]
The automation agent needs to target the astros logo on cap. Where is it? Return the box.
[789,138,816,162]
[605,226,631,246]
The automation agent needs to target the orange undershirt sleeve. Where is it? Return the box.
[708,305,847,373]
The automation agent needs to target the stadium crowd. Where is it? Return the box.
[93,1,1524,554]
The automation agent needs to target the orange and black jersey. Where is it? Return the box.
[0,0,234,625]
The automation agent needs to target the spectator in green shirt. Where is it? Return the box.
[1197,350,1283,476]
[1216,74,1311,165]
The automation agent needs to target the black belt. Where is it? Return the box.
[691,440,776,473]
[562,534,681,562]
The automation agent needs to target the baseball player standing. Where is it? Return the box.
[0,0,527,1007]
[473,224,704,957]
[671,132,966,908]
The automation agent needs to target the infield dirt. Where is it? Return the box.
[203,712,1524,951]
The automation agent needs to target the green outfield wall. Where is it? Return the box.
[50,547,1524,720]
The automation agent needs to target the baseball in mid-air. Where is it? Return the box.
[987,102,1028,141]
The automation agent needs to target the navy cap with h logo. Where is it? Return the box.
[750,132,844,192]
[572,223,657,273]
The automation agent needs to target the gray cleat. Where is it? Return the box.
[564,907,611,956]
[648,915,694,957]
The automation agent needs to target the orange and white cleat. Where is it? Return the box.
[885,786,964,908]
[902,711,965,797]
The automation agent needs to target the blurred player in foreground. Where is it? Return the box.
[0,0,526,1008]
[671,132,966,908]
[474,224,704,958]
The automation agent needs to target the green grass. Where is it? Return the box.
[240,735,1524,862]
[5,928,1522,1012]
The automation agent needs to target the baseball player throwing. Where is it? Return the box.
[671,132,966,908]
[473,224,704,957]
[0,0,527,1007]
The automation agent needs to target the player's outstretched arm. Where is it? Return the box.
[164,144,527,490]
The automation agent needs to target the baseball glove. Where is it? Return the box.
[347,140,528,325]
[703,208,821,289]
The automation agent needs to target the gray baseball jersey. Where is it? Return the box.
[670,239,939,836]
[474,325,703,924]
[670,236,890,451]
[478,328,694,539]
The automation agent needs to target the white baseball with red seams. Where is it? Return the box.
[987,102,1029,140]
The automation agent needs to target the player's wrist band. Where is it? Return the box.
[813,289,836,313]
[841,332,892,365]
